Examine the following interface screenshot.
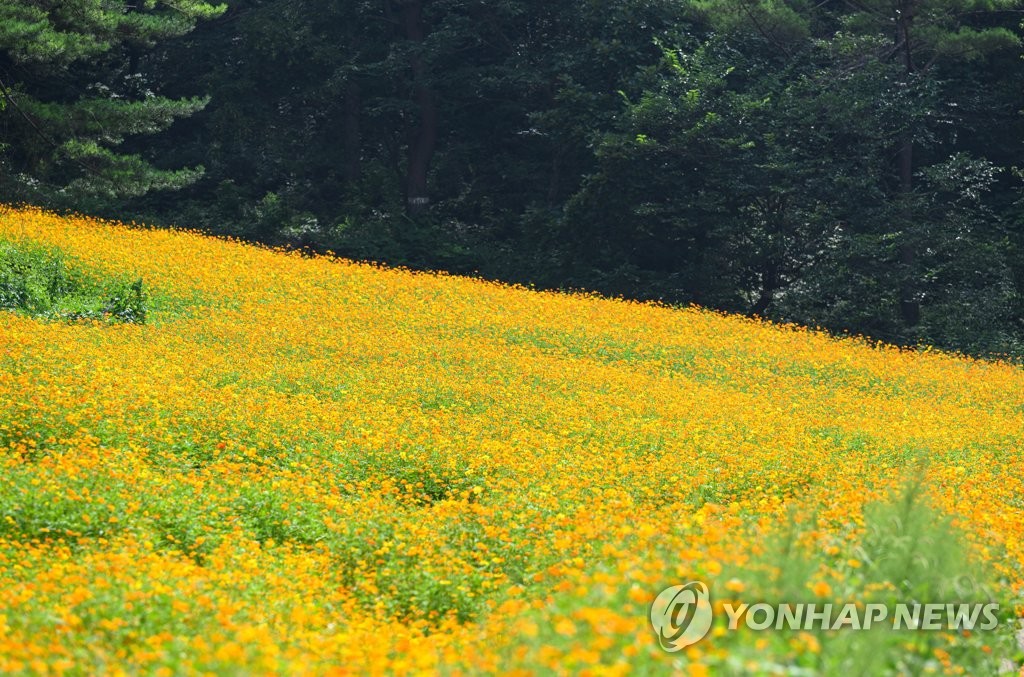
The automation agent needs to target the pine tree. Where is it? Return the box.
[0,0,225,203]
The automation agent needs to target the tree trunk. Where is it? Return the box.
[401,0,437,216]
[897,137,920,328]
[896,2,920,329]
[343,22,362,185]
[344,79,362,184]
[751,269,776,316]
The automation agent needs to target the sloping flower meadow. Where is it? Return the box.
[1,205,1023,675]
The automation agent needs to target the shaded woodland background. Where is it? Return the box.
[3,0,1024,356]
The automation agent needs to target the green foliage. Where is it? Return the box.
[0,0,224,202]
[496,478,1020,673]
[7,0,1024,357]
[702,479,1022,674]
[559,1,1024,355]
[234,484,331,547]
[0,239,148,323]
[0,477,129,542]
[0,0,224,65]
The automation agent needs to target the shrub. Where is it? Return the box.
[0,239,147,323]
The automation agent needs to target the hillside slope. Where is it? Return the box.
[1,206,1023,674]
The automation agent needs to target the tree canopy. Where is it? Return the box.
[0,0,224,203]
[3,0,1024,355]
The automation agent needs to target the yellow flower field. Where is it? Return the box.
[1,205,1023,675]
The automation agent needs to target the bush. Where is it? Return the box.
[0,239,147,323]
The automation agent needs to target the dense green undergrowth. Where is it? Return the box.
[0,239,148,324]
